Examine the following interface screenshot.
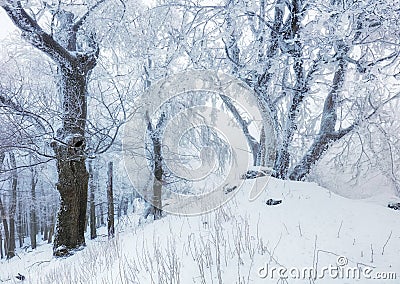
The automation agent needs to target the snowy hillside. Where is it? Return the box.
[1,176,399,284]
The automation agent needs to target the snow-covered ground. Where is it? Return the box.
[1,176,400,283]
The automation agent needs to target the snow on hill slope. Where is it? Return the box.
[1,177,400,284]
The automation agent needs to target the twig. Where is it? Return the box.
[312,235,318,279]
[271,232,282,262]
[282,222,290,235]
[27,260,51,269]
[370,244,374,263]
[381,231,392,255]
[337,220,343,238]
[297,222,303,237]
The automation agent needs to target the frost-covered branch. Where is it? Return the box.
[72,0,107,32]
[1,1,74,68]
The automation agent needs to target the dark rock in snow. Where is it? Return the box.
[16,273,25,281]
[388,202,400,210]
[266,199,282,206]
[242,170,266,179]
[54,245,71,257]
[241,168,275,179]
[223,184,237,194]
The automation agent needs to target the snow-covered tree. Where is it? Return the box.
[148,0,399,189]
[1,0,115,256]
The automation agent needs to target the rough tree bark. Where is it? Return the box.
[1,1,99,256]
[51,60,92,256]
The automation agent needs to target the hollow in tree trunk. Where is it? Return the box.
[52,140,88,255]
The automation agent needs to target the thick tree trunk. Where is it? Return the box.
[52,69,89,254]
[289,128,353,180]
[107,162,114,238]
[289,134,332,180]
[51,64,92,256]
[88,161,97,240]
[52,147,88,256]
[51,68,91,255]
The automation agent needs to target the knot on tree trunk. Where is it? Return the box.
[51,133,86,159]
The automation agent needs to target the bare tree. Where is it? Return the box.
[154,0,400,185]
[1,0,100,256]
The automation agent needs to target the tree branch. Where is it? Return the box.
[220,94,259,151]
[0,92,53,133]
[72,0,107,32]
[2,1,74,68]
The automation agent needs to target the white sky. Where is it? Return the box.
[0,8,17,39]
